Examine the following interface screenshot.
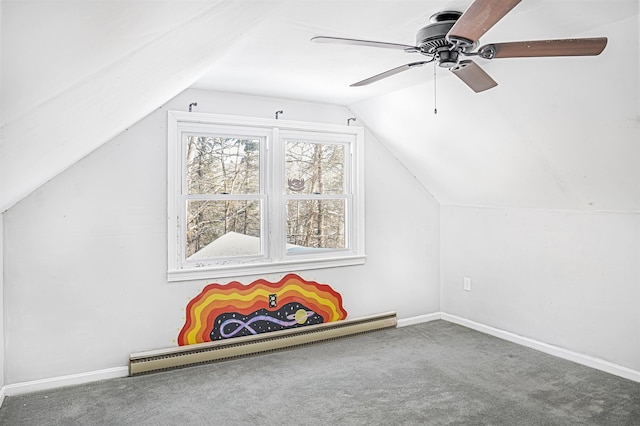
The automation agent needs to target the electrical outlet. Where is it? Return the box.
[463,277,472,291]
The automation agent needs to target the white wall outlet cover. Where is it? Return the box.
[463,277,472,291]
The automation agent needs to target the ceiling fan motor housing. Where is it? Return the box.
[416,21,455,53]
[416,11,469,68]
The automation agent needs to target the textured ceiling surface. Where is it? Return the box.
[2,1,639,212]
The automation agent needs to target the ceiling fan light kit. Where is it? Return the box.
[311,0,607,93]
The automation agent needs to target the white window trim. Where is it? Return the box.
[167,111,365,282]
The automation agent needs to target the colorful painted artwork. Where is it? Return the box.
[178,273,347,346]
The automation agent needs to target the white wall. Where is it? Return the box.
[2,89,441,385]
[1,0,6,396]
[441,205,640,371]
[0,212,4,395]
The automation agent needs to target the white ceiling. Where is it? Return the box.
[1,0,638,212]
[191,0,639,212]
[191,1,635,106]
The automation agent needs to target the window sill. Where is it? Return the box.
[167,255,367,282]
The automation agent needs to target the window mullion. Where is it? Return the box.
[260,132,270,261]
[269,127,284,261]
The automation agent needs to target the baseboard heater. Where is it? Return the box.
[129,311,397,376]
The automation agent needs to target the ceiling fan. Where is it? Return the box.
[311,0,607,92]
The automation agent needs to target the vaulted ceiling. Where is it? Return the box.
[2,0,638,212]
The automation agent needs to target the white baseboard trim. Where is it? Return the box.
[397,312,442,327]
[0,386,6,407]
[441,313,640,383]
[3,366,129,397]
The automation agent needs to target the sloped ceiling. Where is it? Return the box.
[2,1,639,212]
[0,0,278,211]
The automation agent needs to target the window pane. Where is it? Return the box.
[186,200,261,259]
[286,199,345,251]
[285,141,344,194]
[186,135,260,195]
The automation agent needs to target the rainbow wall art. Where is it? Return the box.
[178,273,347,346]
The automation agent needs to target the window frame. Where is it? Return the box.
[167,111,365,282]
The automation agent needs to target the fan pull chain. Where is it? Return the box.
[433,61,438,115]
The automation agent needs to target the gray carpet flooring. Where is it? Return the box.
[1,320,639,425]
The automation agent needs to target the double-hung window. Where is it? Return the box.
[167,111,365,281]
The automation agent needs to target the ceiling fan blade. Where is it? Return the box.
[311,36,419,52]
[450,60,498,93]
[447,0,522,45]
[351,60,434,87]
[479,37,608,59]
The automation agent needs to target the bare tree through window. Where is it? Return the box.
[285,141,346,250]
[185,135,261,258]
